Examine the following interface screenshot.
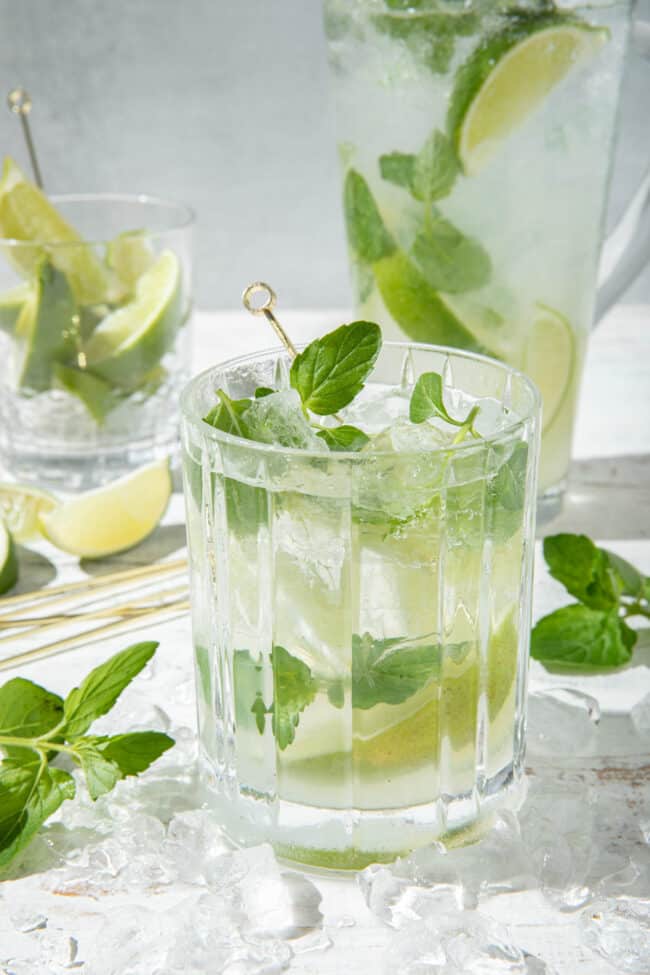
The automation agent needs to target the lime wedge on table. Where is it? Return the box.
[39,458,171,559]
[0,157,108,304]
[524,303,575,434]
[0,521,19,595]
[0,280,31,334]
[448,14,609,175]
[16,262,77,392]
[84,250,182,388]
[0,483,56,543]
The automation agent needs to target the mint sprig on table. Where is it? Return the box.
[532,535,650,670]
[0,641,173,869]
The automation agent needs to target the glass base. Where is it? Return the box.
[0,429,179,493]
[199,752,526,872]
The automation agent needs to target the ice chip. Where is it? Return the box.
[341,383,410,433]
[359,859,462,928]
[243,389,326,450]
[388,417,452,452]
[631,691,650,740]
[237,845,324,940]
[580,898,650,973]
[526,688,600,760]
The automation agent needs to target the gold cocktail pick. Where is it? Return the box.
[7,87,44,189]
[242,281,298,359]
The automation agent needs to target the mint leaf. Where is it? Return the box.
[271,646,318,750]
[251,696,268,735]
[600,549,646,601]
[0,757,75,868]
[63,641,158,738]
[203,390,252,436]
[543,535,622,611]
[74,743,122,800]
[316,425,370,452]
[0,679,63,747]
[344,169,396,264]
[486,442,529,543]
[531,605,636,670]
[290,321,382,415]
[352,633,455,709]
[96,732,173,778]
[412,130,459,203]
[412,210,491,294]
[254,386,275,399]
[379,152,416,192]
[409,371,462,425]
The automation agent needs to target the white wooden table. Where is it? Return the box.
[0,304,648,974]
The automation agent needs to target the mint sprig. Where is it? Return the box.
[0,642,173,868]
[531,535,650,670]
[409,371,480,436]
[290,320,382,415]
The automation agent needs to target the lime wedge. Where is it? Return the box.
[107,229,155,300]
[39,458,171,559]
[0,157,109,303]
[16,262,78,392]
[53,363,118,425]
[84,250,182,388]
[0,280,31,334]
[0,521,19,594]
[448,14,609,175]
[524,303,575,434]
[374,250,497,356]
[0,483,57,543]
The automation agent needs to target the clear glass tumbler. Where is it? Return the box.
[181,342,540,869]
[0,194,193,490]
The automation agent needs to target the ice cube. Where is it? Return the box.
[341,384,410,434]
[526,689,600,760]
[243,390,325,450]
[361,813,535,923]
[632,691,650,740]
[580,898,650,973]
[388,417,452,452]
[236,845,324,941]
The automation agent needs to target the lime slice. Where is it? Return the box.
[524,303,575,434]
[107,229,155,299]
[0,157,109,303]
[84,250,182,388]
[448,14,609,175]
[53,363,118,425]
[0,483,57,543]
[0,521,19,595]
[374,250,498,356]
[16,262,78,392]
[39,458,171,559]
[0,280,31,334]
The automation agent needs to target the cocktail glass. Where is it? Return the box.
[181,341,540,869]
[0,188,193,490]
[324,0,650,517]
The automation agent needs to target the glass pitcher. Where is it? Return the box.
[324,0,650,516]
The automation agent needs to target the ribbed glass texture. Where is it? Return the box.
[181,342,540,870]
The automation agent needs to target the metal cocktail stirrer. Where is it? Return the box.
[7,87,44,189]
[242,281,299,359]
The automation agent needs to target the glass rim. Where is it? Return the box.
[181,340,542,460]
[0,192,195,248]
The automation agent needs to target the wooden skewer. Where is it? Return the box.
[0,599,190,672]
[0,557,188,616]
[0,584,189,642]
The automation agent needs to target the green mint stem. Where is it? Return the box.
[623,602,650,621]
[0,734,77,756]
[451,405,480,445]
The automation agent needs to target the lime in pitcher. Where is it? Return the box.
[324,0,650,514]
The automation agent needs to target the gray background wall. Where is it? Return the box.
[1,0,648,309]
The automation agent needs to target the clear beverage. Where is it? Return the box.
[181,343,540,869]
[324,0,630,509]
[0,189,193,490]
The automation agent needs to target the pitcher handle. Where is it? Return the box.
[595,18,650,323]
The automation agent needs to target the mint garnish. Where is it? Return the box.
[531,535,650,670]
[409,371,479,433]
[204,390,252,437]
[316,425,370,452]
[379,152,417,194]
[289,320,382,415]
[344,169,396,265]
[351,633,466,709]
[0,642,173,868]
